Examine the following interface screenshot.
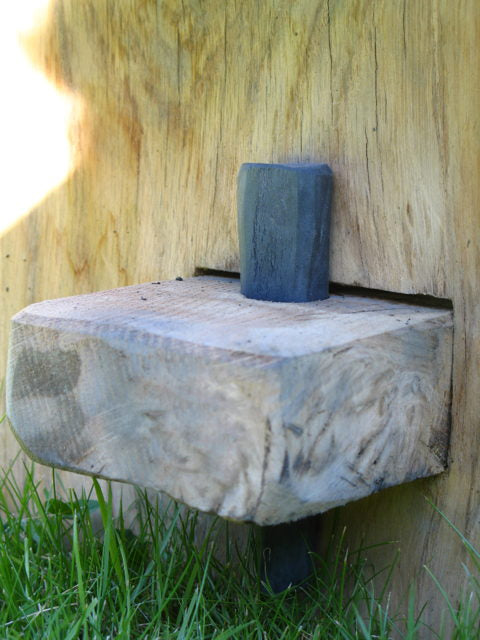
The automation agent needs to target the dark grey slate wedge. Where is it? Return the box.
[237,163,333,302]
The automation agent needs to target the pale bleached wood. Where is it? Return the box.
[7,277,452,525]
[0,0,478,627]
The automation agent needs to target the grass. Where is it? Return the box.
[0,461,397,640]
[0,443,479,636]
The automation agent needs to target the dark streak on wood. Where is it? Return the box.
[280,451,289,483]
[255,417,273,516]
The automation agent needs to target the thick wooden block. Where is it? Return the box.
[6,277,452,525]
[237,163,332,302]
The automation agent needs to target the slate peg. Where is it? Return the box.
[237,162,331,589]
[237,163,333,303]
[260,516,320,593]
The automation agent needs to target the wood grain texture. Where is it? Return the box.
[0,0,478,626]
[7,277,452,525]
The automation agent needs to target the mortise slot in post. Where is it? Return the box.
[329,282,453,309]
[195,268,453,310]
[194,267,240,279]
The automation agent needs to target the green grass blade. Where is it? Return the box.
[92,478,124,587]
[72,513,86,610]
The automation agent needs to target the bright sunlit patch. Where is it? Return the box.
[0,1,80,235]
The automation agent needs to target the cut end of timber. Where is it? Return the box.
[6,277,453,525]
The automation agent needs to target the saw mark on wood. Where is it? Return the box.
[11,347,81,400]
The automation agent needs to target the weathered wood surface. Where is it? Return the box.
[7,277,453,525]
[237,163,332,302]
[0,0,478,625]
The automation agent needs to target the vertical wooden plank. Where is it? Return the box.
[324,0,480,630]
[328,0,451,294]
